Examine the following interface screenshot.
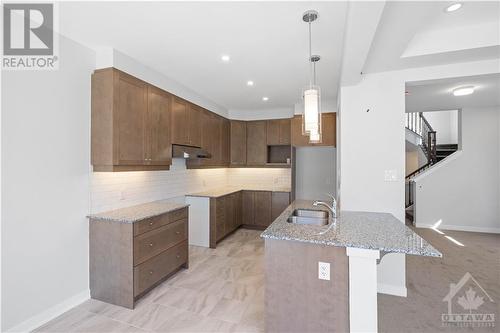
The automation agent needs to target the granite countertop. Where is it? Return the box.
[87,200,189,223]
[187,186,292,198]
[261,200,442,257]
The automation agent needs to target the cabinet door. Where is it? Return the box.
[316,113,336,147]
[254,191,272,227]
[221,119,230,166]
[246,121,267,165]
[230,121,247,165]
[116,72,148,165]
[291,115,309,146]
[271,192,290,221]
[188,104,202,147]
[171,97,189,145]
[216,197,226,241]
[148,86,172,165]
[211,115,222,165]
[224,194,234,235]
[279,119,291,145]
[266,120,280,145]
[242,191,255,226]
[233,192,242,229]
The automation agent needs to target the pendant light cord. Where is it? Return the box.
[308,21,313,88]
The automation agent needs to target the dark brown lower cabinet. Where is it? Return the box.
[89,207,189,308]
[210,191,243,248]
[242,191,255,226]
[271,192,291,220]
[254,191,272,227]
[210,190,290,248]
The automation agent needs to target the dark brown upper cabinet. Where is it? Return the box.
[147,86,172,166]
[291,113,336,147]
[187,104,202,148]
[171,96,189,146]
[230,120,247,166]
[267,119,291,145]
[91,68,171,171]
[246,121,267,166]
[221,118,230,166]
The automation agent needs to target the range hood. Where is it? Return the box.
[172,144,211,159]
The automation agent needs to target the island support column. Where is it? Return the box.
[346,247,380,333]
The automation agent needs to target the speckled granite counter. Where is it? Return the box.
[261,200,441,257]
[187,186,291,198]
[88,200,189,223]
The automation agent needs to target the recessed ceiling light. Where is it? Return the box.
[221,55,230,62]
[247,81,254,86]
[453,86,475,96]
[445,3,462,12]
[262,97,269,101]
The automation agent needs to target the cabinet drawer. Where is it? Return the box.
[169,207,188,222]
[133,207,188,236]
[134,240,188,296]
[134,219,187,265]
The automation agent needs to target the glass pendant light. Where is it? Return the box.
[301,10,322,143]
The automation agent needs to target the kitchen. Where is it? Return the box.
[3,1,498,333]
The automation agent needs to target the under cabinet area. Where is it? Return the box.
[89,205,189,308]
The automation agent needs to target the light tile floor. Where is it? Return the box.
[35,229,265,333]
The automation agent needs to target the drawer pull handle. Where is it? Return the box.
[149,243,154,247]
[149,270,153,275]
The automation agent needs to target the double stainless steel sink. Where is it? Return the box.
[287,209,329,225]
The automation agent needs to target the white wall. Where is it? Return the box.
[1,35,95,331]
[339,71,407,296]
[414,107,500,233]
[295,147,336,201]
[422,110,458,144]
[339,58,500,296]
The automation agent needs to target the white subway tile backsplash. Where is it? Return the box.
[90,158,291,213]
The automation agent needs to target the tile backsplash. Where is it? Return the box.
[90,159,291,213]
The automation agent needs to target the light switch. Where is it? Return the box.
[384,169,398,182]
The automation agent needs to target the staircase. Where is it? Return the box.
[404,112,458,218]
[436,144,458,162]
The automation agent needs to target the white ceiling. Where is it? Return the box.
[364,1,500,73]
[59,1,348,111]
[405,73,500,112]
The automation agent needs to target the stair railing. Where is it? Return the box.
[405,112,437,209]
[420,113,437,164]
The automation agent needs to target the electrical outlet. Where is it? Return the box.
[318,261,330,281]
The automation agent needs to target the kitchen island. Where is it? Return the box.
[261,200,441,333]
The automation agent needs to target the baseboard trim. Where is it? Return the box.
[377,283,407,297]
[418,224,500,234]
[6,290,90,333]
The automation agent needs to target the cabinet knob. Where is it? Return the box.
[176,255,180,259]
[149,221,154,226]
[176,231,180,235]
[149,243,154,247]
[149,270,153,275]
